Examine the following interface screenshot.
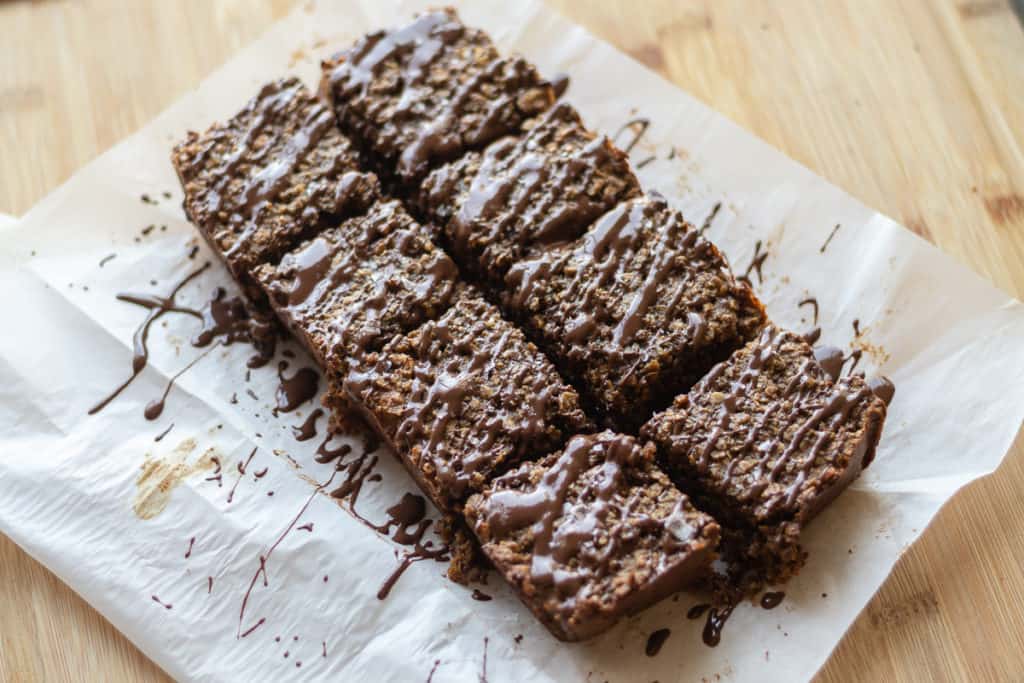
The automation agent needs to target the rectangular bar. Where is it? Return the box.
[172,78,379,301]
[337,290,593,513]
[254,198,459,372]
[321,9,554,184]
[641,325,888,581]
[464,431,720,641]
[505,194,766,430]
[417,102,641,288]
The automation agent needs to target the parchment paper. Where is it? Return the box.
[2,1,1024,681]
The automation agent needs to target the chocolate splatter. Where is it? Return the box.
[737,240,768,286]
[426,659,442,682]
[687,603,711,620]
[613,117,650,155]
[819,224,840,253]
[645,628,671,656]
[274,362,319,415]
[702,604,735,647]
[471,589,492,602]
[151,595,172,610]
[154,423,175,442]
[291,408,324,441]
[184,536,195,559]
[798,297,819,325]
[227,447,258,504]
[99,253,116,268]
[698,201,722,236]
[761,591,785,609]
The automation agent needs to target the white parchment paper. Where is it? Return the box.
[2,1,1024,681]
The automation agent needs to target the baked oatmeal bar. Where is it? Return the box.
[506,194,765,430]
[321,9,554,184]
[641,325,888,581]
[465,431,719,641]
[172,78,378,300]
[418,102,640,288]
[338,290,592,512]
[254,199,458,371]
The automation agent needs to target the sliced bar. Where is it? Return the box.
[254,199,458,371]
[172,78,379,300]
[418,102,640,288]
[464,431,720,642]
[505,194,765,430]
[338,290,592,513]
[641,325,888,581]
[321,9,554,184]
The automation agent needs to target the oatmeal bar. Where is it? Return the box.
[506,194,765,430]
[339,290,592,512]
[321,9,554,183]
[254,199,458,371]
[641,325,888,581]
[464,431,720,641]
[418,102,640,288]
[172,78,378,299]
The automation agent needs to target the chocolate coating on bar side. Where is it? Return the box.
[340,291,592,512]
[172,78,378,297]
[254,199,459,372]
[321,9,554,183]
[642,325,887,580]
[419,102,641,287]
[506,194,765,430]
[465,431,719,642]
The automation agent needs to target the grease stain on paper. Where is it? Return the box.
[133,438,220,519]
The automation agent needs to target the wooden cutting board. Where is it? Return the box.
[1,1,1022,680]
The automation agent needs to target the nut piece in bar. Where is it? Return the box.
[464,431,720,642]
[506,194,766,430]
[254,199,459,372]
[172,77,378,299]
[418,102,641,288]
[641,325,888,582]
[339,290,592,513]
[321,9,554,183]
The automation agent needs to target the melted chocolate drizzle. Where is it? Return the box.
[798,297,819,325]
[89,262,272,419]
[737,240,768,287]
[471,589,492,602]
[291,408,324,441]
[702,603,735,647]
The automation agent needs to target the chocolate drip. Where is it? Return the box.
[471,589,492,601]
[819,223,841,253]
[274,362,319,414]
[291,408,323,441]
[645,628,671,656]
[686,603,711,620]
[613,117,650,155]
[760,591,785,609]
[737,240,768,286]
[798,297,819,325]
[867,376,896,406]
[813,346,845,381]
[702,603,735,647]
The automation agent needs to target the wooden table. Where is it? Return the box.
[2,1,1023,680]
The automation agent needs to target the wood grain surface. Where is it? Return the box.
[1,1,1023,680]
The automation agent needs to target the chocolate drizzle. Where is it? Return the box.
[701,603,734,647]
[819,223,841,253]
[737,240,768,286]
[613,117,650,155]
[798,297,819,325]
[434,102,638,282]
[681,326,879,513]
[89,262,272,419]
[479,433,704,618]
